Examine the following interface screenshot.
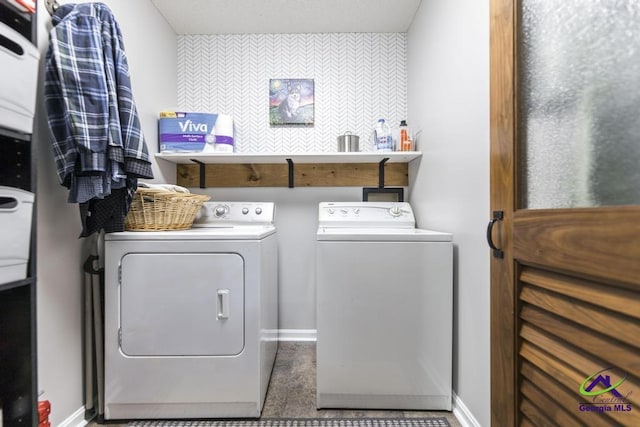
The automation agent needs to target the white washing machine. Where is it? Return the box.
[103,202,278,420]
[316,202,453,410]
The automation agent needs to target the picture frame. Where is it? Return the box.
[269,79,314,126]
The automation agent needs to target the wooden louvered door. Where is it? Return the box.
[490,0,640,426]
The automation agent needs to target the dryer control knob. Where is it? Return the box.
[215,206,227,217]
[242,208,249,215]
[389,205,402,217]
[255,207,263,215]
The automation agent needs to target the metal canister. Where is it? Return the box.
[337,132,360,152]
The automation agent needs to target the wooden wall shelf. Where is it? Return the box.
[155,152,421,188]
[155,152,421,165]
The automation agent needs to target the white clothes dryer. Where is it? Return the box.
[316,202,453,410]
[103,202,278,420]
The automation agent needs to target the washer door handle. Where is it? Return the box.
[217,289,230,319]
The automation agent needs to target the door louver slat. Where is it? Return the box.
[520,267,640,320]
[519,417,536,427]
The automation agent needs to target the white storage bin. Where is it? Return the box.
[0,186,34,285]
[0,22,40,134]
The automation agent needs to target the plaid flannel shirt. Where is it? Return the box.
[44,3,153,235]
[44,2,153,203]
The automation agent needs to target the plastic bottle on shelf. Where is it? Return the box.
[373,119,393,152]
[398,120,413,152]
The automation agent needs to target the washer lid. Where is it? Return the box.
[317,227,452,242]
[105,225,276,241]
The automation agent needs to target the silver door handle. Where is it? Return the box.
[217,289,229,319]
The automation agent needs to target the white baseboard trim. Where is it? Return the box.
[278,329,317,341]
[58,406,89,427]
[453,392,482,427]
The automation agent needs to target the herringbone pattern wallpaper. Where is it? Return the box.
[177,33,407,152]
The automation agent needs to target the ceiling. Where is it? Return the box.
[150,0,423,35]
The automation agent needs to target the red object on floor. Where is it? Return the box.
[38,400,51,426]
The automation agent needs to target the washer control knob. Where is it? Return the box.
[340,209,349,215]
[389,205,402,217]
[255,207,263,215]
[328,208,335,214]
[242,208,249,215]
[354,208,360,215]
[215,205,227,217]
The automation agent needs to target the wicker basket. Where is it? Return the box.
[125,188,211,231]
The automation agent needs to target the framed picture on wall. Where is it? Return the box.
[269,79,314,126]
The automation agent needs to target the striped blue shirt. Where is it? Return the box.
[44,2,153,204]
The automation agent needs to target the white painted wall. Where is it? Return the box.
[407,0,490,426]
[176,33,408,153]
[34,1,176,424]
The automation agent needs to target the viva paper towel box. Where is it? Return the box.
[159,111,218,152]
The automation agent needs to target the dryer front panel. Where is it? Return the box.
[119,253,244,357]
